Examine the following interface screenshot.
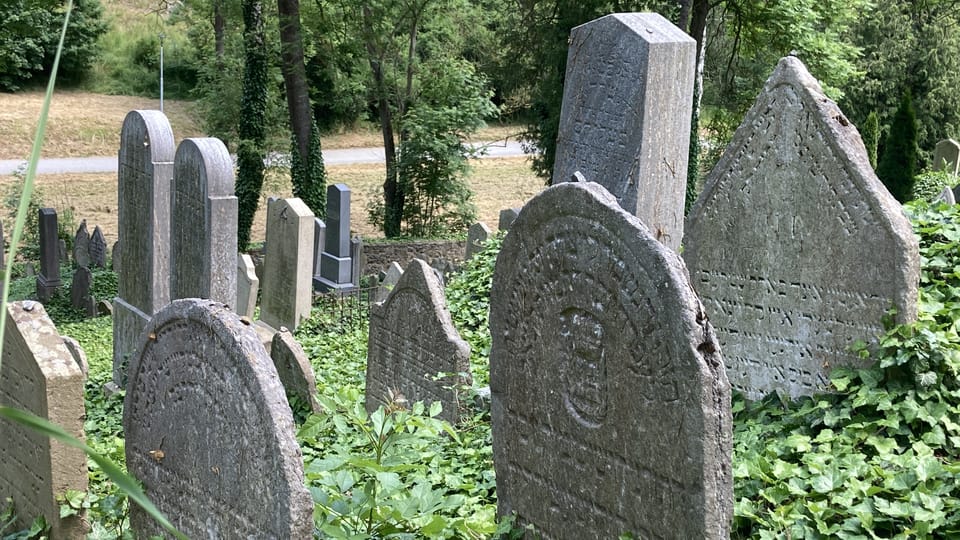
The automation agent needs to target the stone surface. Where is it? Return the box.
[933,138,960,175]
[311,218,326,281]
[0,301,87,538]
[123,299,313,539]
[270,329,321,413]
[375,261,404,303]
[36,208,60,302]
[465,222,491,260]
[350,236,363,286]
[111,240,120,273]
[170,137,238,306]
[685,57,920,400]
[260,198,314,332]
[317,184,354,292]
[89,225,108,268]
[552,13,695,252]
[62,335,90,376]
[237,252,260,319]
[73,220,91,269]
[365,259,471,424]
[489,181,731,539]
[113,110,175,386]
[936,186,957,204]
[58,239,67,266]
[498,208,519,231]
[70,266,93,314]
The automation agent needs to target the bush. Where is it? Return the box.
[913,170,957,202]
[876,90,918,202]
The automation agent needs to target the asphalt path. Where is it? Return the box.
[0,140,529,175]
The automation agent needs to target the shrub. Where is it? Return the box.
[876,90,918,202]
[912,170,957,202]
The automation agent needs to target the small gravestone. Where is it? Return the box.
[316,184,354,292]
[553,13,695,252]
[0,301,87,538]
[111,240,120,273]
[685,57,920,400]
[170,138,238,305]
[350,235,363,286]
[498,208,519,231]
[259,198,314,332]
[466,222,491,260]
[936,186,956,205]
[58,239,67,266]
[113,110,174,386]
[375,261,404,303]
[933,139,960,175]
[237,253,260,319]
[89,225,107,268]
[490,181,731,538]
[366,259,471,424]
[36,208,60,302]
[311,218,326,284]
[123,299,313,539]
[73,220,91,268]
[70,266,94,315]
[24,262,35,277]
[271,329,321,413]
[62,335,90,376]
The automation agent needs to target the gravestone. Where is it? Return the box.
[62,335,90,377]
[311,218,326,284]
[0,301,87,538]
[237,253,260,319]
[684,57,920,400]
[316,184,354,292]
[350,235,363,286]
[73,220,91,268]
[111,240,120,273]
[498,208,519,231]
[552,13,695,252]
[375,261,404,303]
[89,225,107,268]
[271,329,321,413]
[466,222,491,260]
[58,239,67,266]
[123,299,313,539]
[933,138,960,175]
[259,198,314,332]
[936,186,956,205]
[113,110,175,386]
[36,208,60,302]
[489,181,731,538]
[170,137,238,305]
[70,266,95,317]
[365,259,471,424]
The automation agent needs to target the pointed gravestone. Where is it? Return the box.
[271,328,321,413]
[62,335,90,377]
[0,301,87,538]
[490,181,731,538]
[73,220,91,269]
[113,110,174,387]
[123,299,313,539]
[366,259,471,424]
[685,57,920,400]
[498,208,519,231]
[311,218,326,284]
[36,208,60,302]
[936,186,957,205]
[237,253,260,319]
[465,222,491,260]
[316,184,354,292]
[933,138,960,175]
[375,261,404,303]
[70,266,96,317]
[259,198,314,332]
[89,225,107,268]
[552,13,695,252]
[170,138,238,305]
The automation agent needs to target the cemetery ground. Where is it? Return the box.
[2,200,960,538]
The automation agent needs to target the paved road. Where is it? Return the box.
[0,140,529,175]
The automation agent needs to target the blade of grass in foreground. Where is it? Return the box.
[0,3,187,539]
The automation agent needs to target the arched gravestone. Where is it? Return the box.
[489,182,732,539]
[123,299,313,539]
[365,259,471,424]
[684,57,920,400]
[113,110,174,386]
[170,137,238,305]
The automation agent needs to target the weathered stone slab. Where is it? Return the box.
[936,186,956,204]
[375,261,404,303]
[73,220,91,269]
[111,240,120,273]
[260,198,314,332]
[36,208,60,302]
[90,225,107,268]
[123,299,313,539]
[170,137,238,305]
[933,138,960,175]
[70,266,94,316]
[366,259,471,424]
[489,181,731,539]
[270,329,321,413]
[311,218,326,282]
[237,253,260,319]
[498,208,519,231]
[684,57,920,400]
[350,235,363,287]
[62,334,90,376]
[465,222,491,260]
[317,184,354,292]
[0,301,87,538]
[113,110,174,386]
[553,13,695,252]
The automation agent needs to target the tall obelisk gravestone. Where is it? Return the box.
[552,13,695,251]
[113,110,174,386]
[315,184,354,292]
[36,208,60,302]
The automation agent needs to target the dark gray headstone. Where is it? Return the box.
[311,218,326,281]
[685,57,920,400]
[111,240,120,273]
[316,184,353,292]
[73,220,91,269]
[933,139,960,175]
[498,208,519,231]
[270,329,321,413]
[89,226,107,268]
[465,222,491,260]
[36,208,60,302]
[170,138,238,305]
[366,259,471,424]
[553,13,695,252]
[260,198,314,332]
[489,181,732,539]
[123,299,313,539]
[113,110,174,386]
[70,266,93,314]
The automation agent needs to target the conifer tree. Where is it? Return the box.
[876,91,917,203]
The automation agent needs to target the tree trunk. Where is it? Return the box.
[277,0,312,160]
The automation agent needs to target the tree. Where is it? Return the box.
[876,90,918,203]
[236,0,269,249]
[861,111,880,169]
